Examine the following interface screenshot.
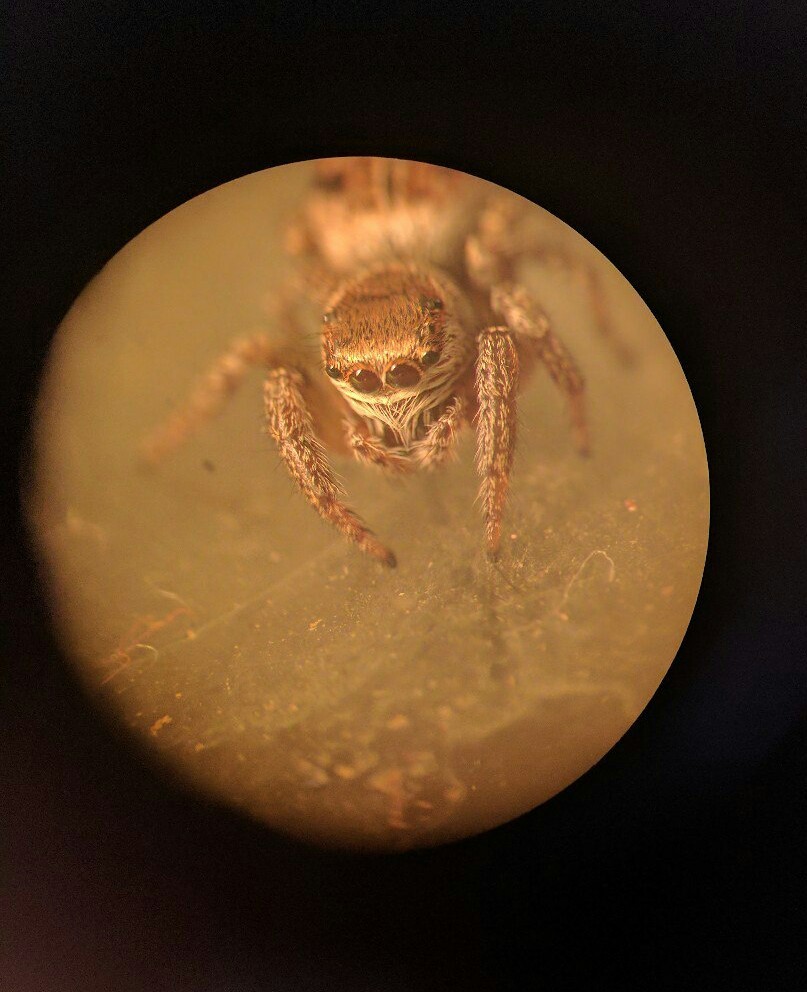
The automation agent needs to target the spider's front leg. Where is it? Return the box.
[474,282,591,559]
[265,369,397,567]
[475,327,519,559]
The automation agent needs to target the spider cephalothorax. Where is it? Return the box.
[143,157,628,566]
[320,265,475,452]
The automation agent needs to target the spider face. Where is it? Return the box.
[319,265,475,448]
[321,268,463,395]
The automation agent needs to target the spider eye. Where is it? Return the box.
[386,363,421,388]
[421,350,441,367]
[349,368,382,393]
[325,365,342,379]
[420,296,443,311]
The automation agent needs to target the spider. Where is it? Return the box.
[142,157,629,567]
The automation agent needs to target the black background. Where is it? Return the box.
[3,3,806,990]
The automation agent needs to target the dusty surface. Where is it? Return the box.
[26,162,709,850]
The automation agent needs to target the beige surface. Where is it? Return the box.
[27,162,709,850]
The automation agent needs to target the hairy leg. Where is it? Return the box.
[265,369,396,567]
[530,243,633,366]
[413,396,466,469]
[141,329,395,565]
[140,333,276,464]
[492,283,590,455]
[347,425,413,474]
[475,328,519,559]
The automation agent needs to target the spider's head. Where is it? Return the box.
[320,266,471,405]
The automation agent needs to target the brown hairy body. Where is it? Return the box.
[143,158,625,567]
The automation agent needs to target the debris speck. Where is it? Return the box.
[624,498,638,512]
[149,714,172,736]
[65,508,107,546]
[334,764,358,780]
[308,618,324,631]
[367,768,403,796]
[555,549,617,620]
[294,758,329,787]
[444,784,466,803]
[404,751,438,777]
[366,767,409,828]
[386,714,410,730]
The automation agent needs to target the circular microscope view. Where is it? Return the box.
[26,158,709,850]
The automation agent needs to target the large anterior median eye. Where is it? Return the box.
[349,368,382,393]
[386,363,421,388]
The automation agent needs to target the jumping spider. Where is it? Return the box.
[143,158,629,567]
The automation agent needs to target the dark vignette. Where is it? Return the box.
[3,3,805,991]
